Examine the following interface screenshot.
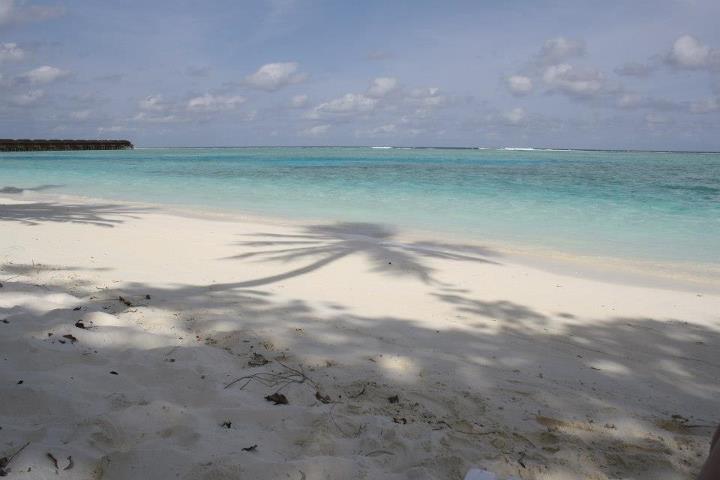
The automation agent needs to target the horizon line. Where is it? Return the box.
[130,145,720,154]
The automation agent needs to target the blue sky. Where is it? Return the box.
[1,0,720,149]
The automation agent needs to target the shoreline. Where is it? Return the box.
[3,189,718,294]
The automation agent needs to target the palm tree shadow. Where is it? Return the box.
[0,201,151,227]
[223,222,500,287]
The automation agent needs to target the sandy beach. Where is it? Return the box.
[1,192,719,479]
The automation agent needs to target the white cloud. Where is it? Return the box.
[187,93,246,111]
[538,37,585,65]
[313,93,378,115]
[405,87,447,108]
[356,123,423,138]
[0,42,25,63]
[133,92,247,123]
[301,124,330,136]
[306,79,449,124]
[0,0,64,25]
[543,64,605,97]
[371,124,397,135]
[506,75,533,96]
[244,62,306,91]
[616,93,681,111]
[139,95,170,111]
[666,35,720,70]
[97,125,130,134]
[11,89,44,105]
[132,111,180,123]
[70,109,92,120]
[502,107,527,125]
[22,65,68,84]
[367,77,398,98]
[690,97,719,114]
[290,94,308,108]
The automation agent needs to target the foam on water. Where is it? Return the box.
[1,147,718,267]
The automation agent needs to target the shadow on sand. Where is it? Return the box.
[0,261,718,479]
[0,200,151,227]
[224,222,500,286]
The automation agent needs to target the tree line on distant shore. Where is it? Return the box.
[0,139,133,152]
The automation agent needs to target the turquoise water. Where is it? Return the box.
[1,147,719,265]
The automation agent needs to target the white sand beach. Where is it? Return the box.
[1,192,719,480]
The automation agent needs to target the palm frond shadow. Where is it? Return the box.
[0,201,151,227]
[224,222,500,286]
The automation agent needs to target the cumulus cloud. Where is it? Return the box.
[537,37,585,65]
[307,78,450,124]
[139,95,170,112]
[290,94,308,108]
[313,93,378,115]
[543,64,606,97]
[21,65,68,84]
[616,93,681,111]
[131,90,249,125]
[506,75,533,96]
[10,89,44,105]
[134,95,182,121]
[0,0,64,25]
[244,62,307,91]
[187,93,246,112]
[0,42,25,63]
[666,35,720,70]
[614,62,655,77]
[97,125,132,134]
[405,87,447,109]
[510,36,612,100]
[132,111,180,123]
[367,77,398,98]
[301,124,330,136]
[502,107,527,125]
[355,122,424,138]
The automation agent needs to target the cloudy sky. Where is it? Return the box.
[1,0,720,149]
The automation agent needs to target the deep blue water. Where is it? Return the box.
[1,147,719,265]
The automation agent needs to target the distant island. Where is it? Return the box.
[0,139,134,152]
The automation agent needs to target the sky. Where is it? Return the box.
[1,0,720,150]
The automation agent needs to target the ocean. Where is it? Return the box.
[1,147,719,267]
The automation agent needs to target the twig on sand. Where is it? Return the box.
[328,403,352,437]
[118,296,133,307]
[349,385,366,399]
[0,441,31,476]
[365,450,395,457]
[224,360,317,391]
[328,403,364,438]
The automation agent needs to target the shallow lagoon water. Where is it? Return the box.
[1,147,719,266]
